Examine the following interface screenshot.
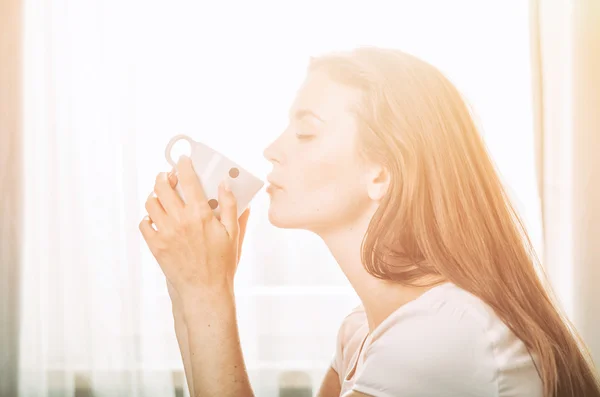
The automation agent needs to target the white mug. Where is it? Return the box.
[165,134,265,219]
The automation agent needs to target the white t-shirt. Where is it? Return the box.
[331,282,543,397]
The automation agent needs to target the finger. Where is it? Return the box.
[217,180,238,238]
[154,172,184,215]
[139,215,157,243]
[168,167,178,189]
[176,156,213,216]
[238,207,251,242]
[145,192,168,229]
[237,208,251,262]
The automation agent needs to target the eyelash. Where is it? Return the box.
[295,133,314,141]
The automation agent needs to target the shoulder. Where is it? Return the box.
[337,304,367,348]
[356,289,496,396]
[351,284,542,397]
[332,304,368,374]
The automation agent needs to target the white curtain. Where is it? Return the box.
[531,0,600,364]
[19,1,541,395]
[0,0,23,395]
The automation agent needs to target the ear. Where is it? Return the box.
[365,162,390,202]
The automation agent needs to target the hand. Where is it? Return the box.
[139,156,251,298]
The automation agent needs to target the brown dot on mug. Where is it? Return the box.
[208,199,219,209]
[229,167,240,178]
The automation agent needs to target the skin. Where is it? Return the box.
[140,70,438,397]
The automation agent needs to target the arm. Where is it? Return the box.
[181,287,253,397]
[140,160,254,396]
[316,367,373,397]
[167,280,195,397]
[163,169,249,396]
[316,367,341,397]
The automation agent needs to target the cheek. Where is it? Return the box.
[267,158,369,230]
[298,162,339,191]
[294,156,368,211]
[295,148,357,191]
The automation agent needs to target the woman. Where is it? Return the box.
[139,47,600,397]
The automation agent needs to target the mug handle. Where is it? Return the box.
[165,134,195,168]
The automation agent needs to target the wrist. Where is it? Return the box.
[179,283,236,318]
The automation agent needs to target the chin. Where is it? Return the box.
[267,205,335,236]
[267,206,300,229]
[266,202,314,230]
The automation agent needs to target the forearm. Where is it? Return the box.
[182,288,254,397]
[171,306,195,397]
[167,281,195,396]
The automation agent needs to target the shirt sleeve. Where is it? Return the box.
[331,305,366,375]
[351,307,498,397]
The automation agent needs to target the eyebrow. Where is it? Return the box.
[291,109,326,123]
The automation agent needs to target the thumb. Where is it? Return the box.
[237,208,251,263]
[238,207,250,241]
[218,180,239,238]
[238,207,251,239]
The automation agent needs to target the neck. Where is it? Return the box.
[316,206,439,332]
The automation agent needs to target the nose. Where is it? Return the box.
[263,135,283,165]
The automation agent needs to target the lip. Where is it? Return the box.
[266,176,284,190]
[266,183,282,194]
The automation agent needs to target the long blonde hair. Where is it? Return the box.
[309,47,600,397]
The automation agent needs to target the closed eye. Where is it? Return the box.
[295,133,315,141]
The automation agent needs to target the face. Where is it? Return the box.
[263,70,387,235]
